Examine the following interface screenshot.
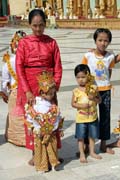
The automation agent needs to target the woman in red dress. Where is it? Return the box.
[16,9,62,164]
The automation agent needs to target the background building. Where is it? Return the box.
[0,0,9,16]
[3,0,120,19]
[1,0,120,29]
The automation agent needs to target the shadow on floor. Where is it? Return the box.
[57,129,119,171]
[58,134,78,170]
[0,134,7,145]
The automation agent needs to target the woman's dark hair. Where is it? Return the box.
[28,9,46,24]
[93,28,112,43]
[74,64,90,77]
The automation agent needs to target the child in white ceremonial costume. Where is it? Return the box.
[24,71,64,172]
[1,30,26,146]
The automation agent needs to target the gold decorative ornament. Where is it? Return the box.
[25,103,61,136]
[10,30,26,54]
[85,72,97,97]
[113,119,120,134]
[3,52,18,89]
[37,71,56,93]
[2,31,26,90]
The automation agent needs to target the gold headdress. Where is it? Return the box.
[37,71,56,93]
[3,30,26,62]
[2,31,26,89]
[10,30,26,54]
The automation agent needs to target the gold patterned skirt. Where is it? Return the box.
[34,133,60,172]
[6,89,25,146]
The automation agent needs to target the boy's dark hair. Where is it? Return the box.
[74,64,90,77]
[29,9,46,24]
[93,28,112,43]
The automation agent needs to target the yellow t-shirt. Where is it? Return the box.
[73,88,98,123]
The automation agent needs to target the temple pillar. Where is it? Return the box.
[69,0,73,18]
[86,0,90,10]
[36,0,43,7]
[56,0,63,19]
[48,0,53,6]
[63,0,67,17]
[7,0,10,15]
[104,0,117,17]
[86,0,90,17]
[48,0,54,14]
[95,0,100,8]
[77,0,82,17]
[66,0,73,19]
[111,0,117,17]
[31,0,36,9]
[83,0,90,18]
[73,0,77,16]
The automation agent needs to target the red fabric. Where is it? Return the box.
[24,124,34,150]
[15,34,62,150]
[56,130,62,149]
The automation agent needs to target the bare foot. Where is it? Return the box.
[100,147,115,154]
[37,170,45,174]
[116,140,120,147]
[76,146,89,158]
[28,157,34,166]
[90,152,102,159]
[107,140,120,148]
[106,147,115,154]
[80,156,88,163]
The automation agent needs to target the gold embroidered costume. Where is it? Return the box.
[25,71,64,171]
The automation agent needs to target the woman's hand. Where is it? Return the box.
[26,91,34,105]
[2,94,8,103]
[0,92,8,103]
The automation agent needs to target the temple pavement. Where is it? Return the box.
[0,26,120,180]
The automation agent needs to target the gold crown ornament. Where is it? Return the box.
[85,72,97,96]
[2,31,26,89]
[37,71,56,93]
[10,30,26,54]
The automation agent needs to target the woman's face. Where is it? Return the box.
[30,15,45,36]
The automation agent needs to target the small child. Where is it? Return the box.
[25,71,63,172]
[71,64,102,163]
[82,28,115,154]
